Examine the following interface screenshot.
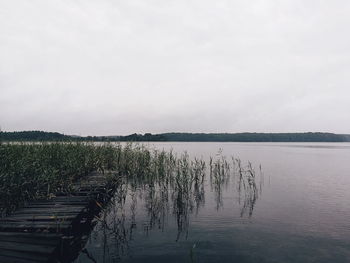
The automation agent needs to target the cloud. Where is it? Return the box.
[1,0,350,135]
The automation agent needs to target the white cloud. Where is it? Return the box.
[1,0,350,135]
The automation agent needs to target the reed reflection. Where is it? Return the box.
[85,151,264,261]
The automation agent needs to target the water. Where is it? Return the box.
[74,142,350,263]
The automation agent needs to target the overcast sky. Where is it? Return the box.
[1,0,350,135]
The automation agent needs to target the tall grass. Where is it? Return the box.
[104,149,263,243]
[0,142,201,215]
[0,142,115,215]
[0,142,262,219]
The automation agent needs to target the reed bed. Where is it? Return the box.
[102,149,263,243]
[0,142,262,219]
[0,142,114,215]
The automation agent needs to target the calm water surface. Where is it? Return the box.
[74,142,350,263]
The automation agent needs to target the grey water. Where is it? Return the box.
[74,142,350,263]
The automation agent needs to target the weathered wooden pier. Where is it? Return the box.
[0,171,114,263]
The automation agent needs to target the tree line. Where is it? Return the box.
[1,131,349,142]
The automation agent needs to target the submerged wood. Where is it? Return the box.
[0,171,114,263]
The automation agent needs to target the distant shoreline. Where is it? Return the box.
[1,131,350,142]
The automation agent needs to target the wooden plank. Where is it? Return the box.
[8,211,83,217]
[0,240,56,254]
[0,171,110,262]
[13,206,85,214]
[30,198,90,203]
[33,196,89,201]
[11,211,85,217]
[27,199,90,205]
[15,205,85,211]
[0,254,44,263]
[24,204,89,208]
[1,215,76,222]
[0,235,60,246]
[0,222,72,232]
[0,248,50,262]
[22,204,88,209]
[0,220,72,227]
[0,232,59,239]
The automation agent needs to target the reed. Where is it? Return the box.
[0,142,262,220]
[0,142,110,215]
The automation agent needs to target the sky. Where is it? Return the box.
[1,0,350,136]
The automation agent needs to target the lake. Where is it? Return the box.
[74,142,350,263]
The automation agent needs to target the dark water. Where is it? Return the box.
[74,142,350,263]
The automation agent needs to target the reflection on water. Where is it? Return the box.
[75,142,350,263]
[74,152,263,262]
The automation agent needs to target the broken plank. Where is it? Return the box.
[0,240,56,254]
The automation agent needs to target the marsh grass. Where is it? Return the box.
[99,147,263,247]
[84,148,264,262]
[0,142,262,221]
[0,142,145,215]
[0,142,113,215]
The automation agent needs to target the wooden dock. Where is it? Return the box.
[0,171,114,263]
